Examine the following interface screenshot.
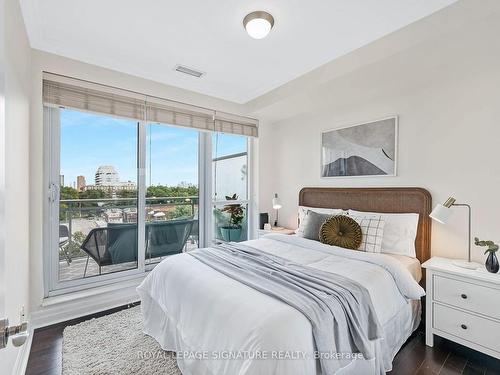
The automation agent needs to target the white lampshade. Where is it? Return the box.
[272,194,282,210]
[429,204,453,224]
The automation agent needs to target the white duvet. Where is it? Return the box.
[137,234,425,375]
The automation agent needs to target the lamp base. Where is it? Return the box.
[452,259,482,270]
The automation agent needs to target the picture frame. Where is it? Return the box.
[320,116,398,178]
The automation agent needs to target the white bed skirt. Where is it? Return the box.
[140,292,421,375]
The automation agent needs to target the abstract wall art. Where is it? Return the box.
[321,116,398,177]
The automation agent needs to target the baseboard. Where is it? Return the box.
[31,282,141,329]
[12,325,33,375]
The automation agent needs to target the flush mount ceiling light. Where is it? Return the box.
[243,11,274,39]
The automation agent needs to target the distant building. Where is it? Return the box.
[83,165,137,193]
[84,182,136,193]
[95,165,119,186]
[123,208,137,223]
[103,209,123,223]
[76,175,86,191]
[59,175,65,187]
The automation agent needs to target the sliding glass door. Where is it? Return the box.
[46,108,142,292]
[43,75,257,296]
[145,123,200,266]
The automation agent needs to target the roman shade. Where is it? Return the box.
[43,77,146,121]
[42,73,258,137]
[145,97,214,132]
[215,111,259,137]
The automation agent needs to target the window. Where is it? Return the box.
[43,74,257,295]
[57,109,139,283]
[212,133,250,243]
[145,123,200,266]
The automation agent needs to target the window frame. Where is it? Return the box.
[44,107,146,296]
[43,107,255,297]
[210,137,253,244]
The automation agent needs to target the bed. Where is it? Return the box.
[137,187,432,375]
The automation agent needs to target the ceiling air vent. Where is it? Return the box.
[174,65,205,78]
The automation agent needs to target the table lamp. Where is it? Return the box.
[272,193,282,228]
[430,197,480,269]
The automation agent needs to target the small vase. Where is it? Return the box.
[485,252,499,273]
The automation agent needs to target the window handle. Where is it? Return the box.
[461,294,467,299]
[48,183,60,202]
[461,324,468,330]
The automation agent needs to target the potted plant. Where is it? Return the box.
[474,237,499,273]
[219,194,245,242]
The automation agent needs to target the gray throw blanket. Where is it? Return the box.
[189,242,383,375]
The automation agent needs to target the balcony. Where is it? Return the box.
[58,196,199,281]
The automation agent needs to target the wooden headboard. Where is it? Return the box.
[299,187,432,264]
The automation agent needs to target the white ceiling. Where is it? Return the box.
[21,0,458,103]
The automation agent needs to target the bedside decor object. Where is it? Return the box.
[219,194,245,242]
[319,216,362,250]
[321,116,397,177]
[258,226,295,238]
[475,237,499,273]
[259,213,269,230]
[430,197,480,269]
[272,193,282,228]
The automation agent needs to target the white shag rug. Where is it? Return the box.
[62,306,182,375]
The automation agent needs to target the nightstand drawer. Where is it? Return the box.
[434,275,500,320]
[434,303,500,353]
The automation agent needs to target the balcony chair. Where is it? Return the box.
[80,219,194,277]
[146,219,194,261]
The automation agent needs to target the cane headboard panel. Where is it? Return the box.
[298,187,432,263]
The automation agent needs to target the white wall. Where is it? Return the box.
[1,0,32,372]
[255,1,500,264]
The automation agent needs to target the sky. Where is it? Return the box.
[60,109,247,188]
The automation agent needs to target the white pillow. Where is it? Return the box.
[348,209,419,258]
[349,215,386,253]
[296,206,346,236]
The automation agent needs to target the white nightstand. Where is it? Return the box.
[422,257,500,360]
[258,227,295,238]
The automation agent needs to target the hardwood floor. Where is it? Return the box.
[25,303,140,375]
[25,305,500,375]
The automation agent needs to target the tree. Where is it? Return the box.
[167,205,193,220]
[79,189,107,200]
[116,189,137,198]
[146,184,198,198]
[60,231,87,260]
[61,186,79,200]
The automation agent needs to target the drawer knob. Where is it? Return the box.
[461,294,467,299]
[461,324,468,330]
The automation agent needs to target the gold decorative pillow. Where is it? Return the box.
[319,215,362,250]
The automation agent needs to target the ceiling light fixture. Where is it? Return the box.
[243,11,274,39]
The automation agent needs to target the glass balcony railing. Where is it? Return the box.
[58,196,199,281]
